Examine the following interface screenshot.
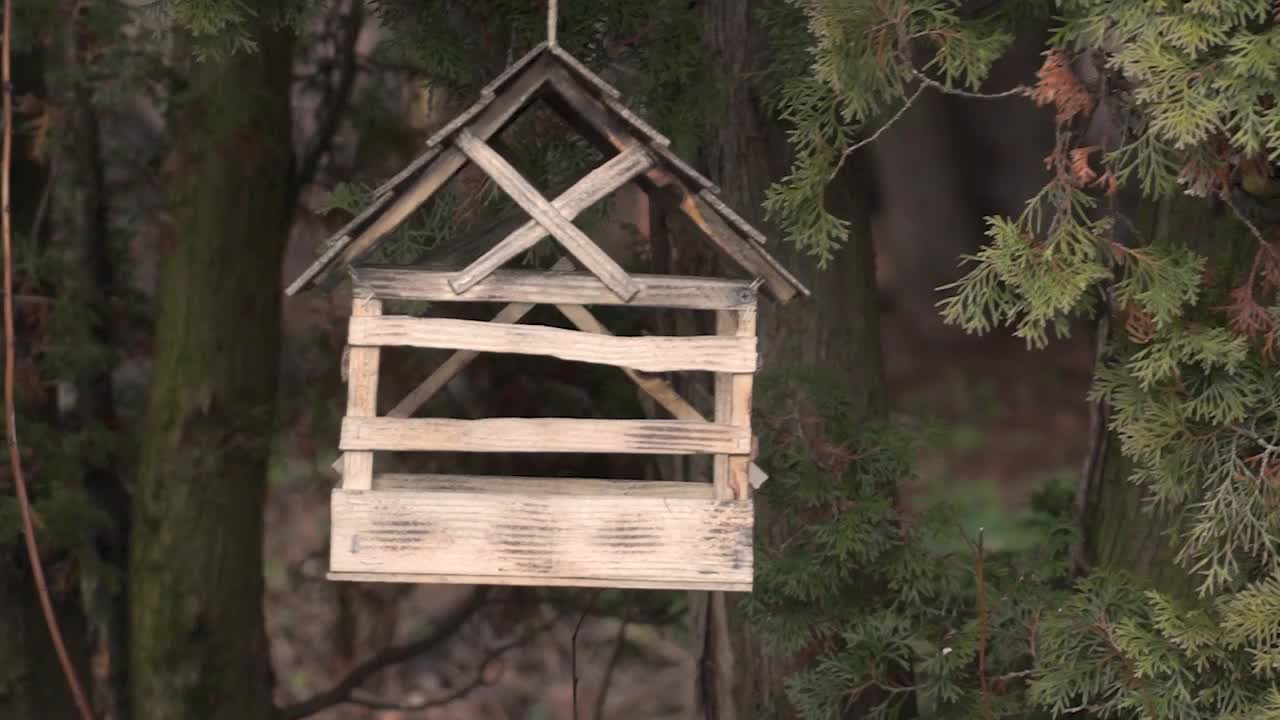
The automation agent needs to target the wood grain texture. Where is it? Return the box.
[357,268,757,310]
[448,144,654,293]
[330,258,578,474]
[371,474,715,498]
[289,59,552,293]
[481,41,549,96]
[343,297,382,490]
[339,417,752,454]
[329,484,753,588]
[348,316,758,373]
[327,571,750,592]
[454,129,639,301]
[725,309,756,500]
[549,45,622,98]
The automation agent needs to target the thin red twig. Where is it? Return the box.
[2,0,94,716]
[976,529,993,720]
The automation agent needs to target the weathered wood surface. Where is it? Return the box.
[329,300,535,474]
[699,188,767,246]
[556,302,769,487]
[329,484,753,589]
[342,297,382,490]
[481,41,549,96]
[454,129,639,301]
[287,59,552,294]
[599,94,671,148]
[549,45,622,99]
[542,67,808,302]
[448,144,654,293]
[348,316,758,373]
[372,473,715,498]
[339,417,753,454]
[714,309,756,500]
[327,571,750,592]
[357,268,757,310]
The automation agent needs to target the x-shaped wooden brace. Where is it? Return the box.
[453,129,644,301]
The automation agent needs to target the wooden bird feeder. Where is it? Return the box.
[285,25,808,591]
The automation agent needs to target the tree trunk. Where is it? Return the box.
[1079,195,1252,599]
[697,2,890,717]
[129,21,294,720]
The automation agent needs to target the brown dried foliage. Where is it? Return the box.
[1030,51,1093,126]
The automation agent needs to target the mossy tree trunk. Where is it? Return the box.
[697,2,890,717]
[129,19,294,720]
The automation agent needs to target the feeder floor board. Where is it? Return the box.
[328,476,754,591]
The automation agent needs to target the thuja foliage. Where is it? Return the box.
[756,1,1280,718]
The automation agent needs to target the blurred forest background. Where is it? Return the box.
[2,1,1278,720]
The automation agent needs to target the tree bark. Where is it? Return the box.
[696,2,889,717]
[129,20,294,720]
[1079,195,1252,600]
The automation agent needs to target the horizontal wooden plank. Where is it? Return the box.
[339,417,752,454]
[329,486,753,588]
[372,473,715,498]
[356,268,757,310]
[327,571,751,593]
[348,316,758,373]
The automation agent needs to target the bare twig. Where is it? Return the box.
[830,84,925,180]
[3,0,94,716]
[343,610,561,713]
[976,529,993,720]
[293,0,363,196]
[571,589,602,720]
[275,589,488,720]
[908,66,1030,100]
[593,610,629,720]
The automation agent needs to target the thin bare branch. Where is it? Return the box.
[293,0,363,196]
[3,0,95,716]
[830,84,925,180]
[342,610,561,713]
[275,589,488,720]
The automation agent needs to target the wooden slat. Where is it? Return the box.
[348,316,757,373]
[339,417,752,454]
[287,58,552,294]
[555,303,770,486]
[329,485,752,588]
[549,45,622,99]
[422,94,496,148]
[714,309,756,500]
[454,129,640,301]
[331,257,578,474]
[541,67,809,303]
[699,188,767,246]
[371,146,444,199]
[357,268,757,310]
[327,571,750,592]
[600,95,671,148]
[342,297,382,490]
[554,304,702,419]
[329,301,535,474]
[372,474,715,498]
[481,41,549,96]
[448,144,655,293]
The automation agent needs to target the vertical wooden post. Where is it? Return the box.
[343,295,382,490]
[713,305,756,500]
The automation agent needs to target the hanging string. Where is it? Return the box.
[547,0,558,46]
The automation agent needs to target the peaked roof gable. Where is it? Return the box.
[286,44,808,302]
